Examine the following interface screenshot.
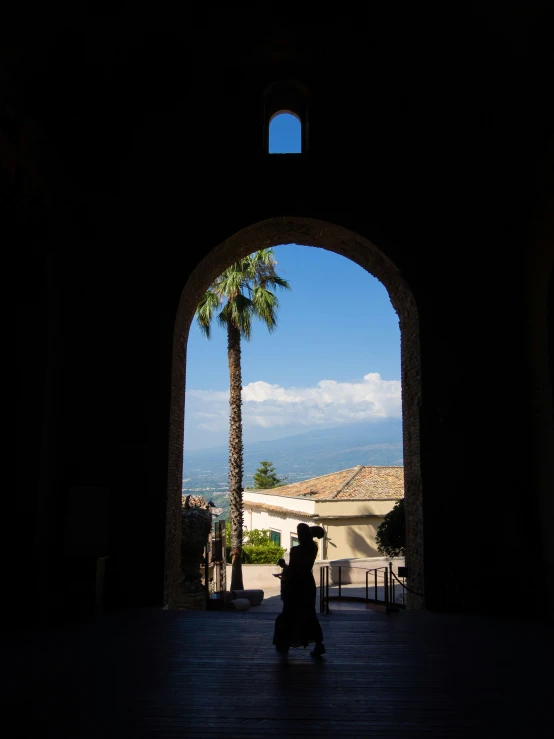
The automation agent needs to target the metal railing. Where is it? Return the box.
[319,564,330,614]
[319,562,407,614]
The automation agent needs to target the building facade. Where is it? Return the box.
[244,466,404,561]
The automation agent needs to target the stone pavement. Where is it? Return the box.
[246,583,402,613]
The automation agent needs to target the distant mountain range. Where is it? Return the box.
[182,419,403,517]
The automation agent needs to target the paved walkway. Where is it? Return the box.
[246,583,402,613]
[6,604,553,738]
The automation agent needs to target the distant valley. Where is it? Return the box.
[182,419,403,520]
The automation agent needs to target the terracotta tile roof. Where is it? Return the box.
[249,466,404,501]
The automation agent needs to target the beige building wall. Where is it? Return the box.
[321,518,383,560]
[243,492,316,514]
[244,493,400,560]
[315,499,398,517]
[245,508,310,553]
[243,491,317,554]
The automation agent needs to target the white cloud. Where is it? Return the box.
[186,372,401,434]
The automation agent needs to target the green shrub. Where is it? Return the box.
[224,521,286,563]
[242,542,286,564]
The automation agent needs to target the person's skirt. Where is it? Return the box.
[272,590,323,650]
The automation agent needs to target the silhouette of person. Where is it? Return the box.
[272,523,326,658]
[273,557,289,600]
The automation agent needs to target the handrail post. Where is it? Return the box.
[365,570,369,603]
[319,567,323,613]
[374,570,377,603]
[338,566,342,599]
[384,568,389,612]
[204,542,209,605]
[319,565,330,614]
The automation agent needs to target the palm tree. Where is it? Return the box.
[195,249,290,590]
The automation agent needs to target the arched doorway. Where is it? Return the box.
[165,217,423,610]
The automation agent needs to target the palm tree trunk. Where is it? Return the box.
[227,321,244,590]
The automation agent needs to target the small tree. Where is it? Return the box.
[376,498,405,558]
[253,460,285,489]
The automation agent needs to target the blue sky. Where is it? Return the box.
[185,245,401,450]
[269,112,302,153]
[183,114,401,450]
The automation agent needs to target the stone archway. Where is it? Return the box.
[165,217,423,610]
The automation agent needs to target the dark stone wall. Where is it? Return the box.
[8,8,554,623]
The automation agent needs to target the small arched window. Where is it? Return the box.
[269,111,302,154]
[262,80,309,154]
